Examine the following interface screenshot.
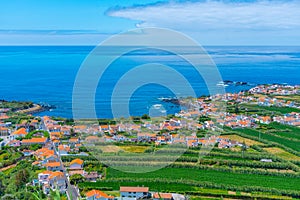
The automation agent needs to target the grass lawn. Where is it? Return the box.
[119,145,149,153]
[98,145,122,153]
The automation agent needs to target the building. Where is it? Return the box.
[21,137,47,145]
[49,171,67,193]
[85,189,114,200]
[120,187,149,199]
[44,162,62,171]
[35,148,55,160]
[12,127,28,138]
[69,158,84,170]
[0,127,9,136]
[69,137,80,146]
[7,139,21,147]
[84,172,99,182]
[58,144,70,155]
[153,193,173,200]
[38,171,66,194]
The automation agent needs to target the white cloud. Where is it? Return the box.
[108,1,300,31]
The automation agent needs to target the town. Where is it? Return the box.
[0,84,299,200]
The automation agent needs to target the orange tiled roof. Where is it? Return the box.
[22,137,47,144]
[153,193,172,199]
[44,162,61,167]
[85,136,99,141]
[86,190,114,199]
[49,171,64,179]
[120,186,149,193]
[239,121,248,126]
[13,128,27,135]
[187,140,197,147]
[69,138,79,142]
[53,139,60,143]
[100,125,109,129]
[70,158,84,166]
[50,132,62,137]
[0,127,8,131]
[74,125,87,129]
[43,116,51,121]
[58,145,70,152]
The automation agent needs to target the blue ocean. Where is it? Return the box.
[0,46,299,119]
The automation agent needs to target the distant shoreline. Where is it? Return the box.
[4,83,299,119]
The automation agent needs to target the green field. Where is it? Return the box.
[72,119,300,199]
[105,167,300,191]
[240,103,300,115]
[266,123,300,140]
[234,128,300,152]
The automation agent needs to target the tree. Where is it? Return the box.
[234,103,239,114]
[141,114,150,120]
[29,144,42,151]
[199,115,211,123]
[0,178,4,196]
[69,174,85,185]
[15,169,29,188]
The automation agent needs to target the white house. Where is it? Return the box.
[69,158,84,170]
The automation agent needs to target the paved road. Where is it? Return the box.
[53,142,80,200]
[41,118,81,200]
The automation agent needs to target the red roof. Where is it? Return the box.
[120,186,149,193]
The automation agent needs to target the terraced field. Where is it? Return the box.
[234,128,300,152]
[76,123,300,199]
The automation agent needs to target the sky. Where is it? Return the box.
[0,0,300,45]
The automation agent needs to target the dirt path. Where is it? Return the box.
[0,164,16,172]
